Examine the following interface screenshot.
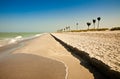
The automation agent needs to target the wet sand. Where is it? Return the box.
[0,34,100,79]
[0,54,66,79]
[0,34,66,79]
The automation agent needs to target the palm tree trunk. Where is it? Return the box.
[76,25,78,30]
[88,26,89,30]
[94,23,95,29]
[97,21,99,29]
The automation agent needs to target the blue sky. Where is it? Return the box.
[0,0,120,32]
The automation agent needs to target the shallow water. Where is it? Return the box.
[0,32,42,46]
[0,32,41,39]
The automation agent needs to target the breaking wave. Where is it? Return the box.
[8,36,23,44]
[0,33,43,47]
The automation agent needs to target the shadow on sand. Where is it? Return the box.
[0,53,66,79]
[51,34,120,79]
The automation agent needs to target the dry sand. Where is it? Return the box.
[0,34,98,79]
[52,31,120,72]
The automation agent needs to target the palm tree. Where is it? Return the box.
[64,28,65,32]
[87,22,91,30]
[61,29,63,32]
[66,26,69,31]
[97,17,101,29]
[66,27,68,31]
[93,19,96,29]
[76,23,79,30]
[68,26,71,31]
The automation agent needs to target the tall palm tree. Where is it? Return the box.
[64,28,65,32]
[97,17,101,29]
[67,26,69,31]
[61,29,63,32]
[76,23,79,30]
[93,19,96,29]
[66,26,69,31]
[68,26,71,31]
[66,27,68,31]
[87,22,91,30]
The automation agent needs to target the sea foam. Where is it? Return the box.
[8,36,23,44]
[0,33,43,47]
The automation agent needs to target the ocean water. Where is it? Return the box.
[0,32,42,47]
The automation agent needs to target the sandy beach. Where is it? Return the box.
[0,33,105,79]
[52,31,120,79]
[0,0,120,79]
[52,31,120,72]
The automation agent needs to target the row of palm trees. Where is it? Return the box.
[57,26,71,32]
[87,17,101,30]
[57,17,101,32]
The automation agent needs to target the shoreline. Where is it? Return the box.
[0,33,108,79]
[0,33,45,54]
[0,34,66,79]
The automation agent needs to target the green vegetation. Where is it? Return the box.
[110,27,120,31]
[70,28,109,32]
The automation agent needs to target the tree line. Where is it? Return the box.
[57,17,101,32]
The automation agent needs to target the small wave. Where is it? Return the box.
[35,34,41,37]
[1,33,44,47]
[15,36,22,39]
[8,36,23,44]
